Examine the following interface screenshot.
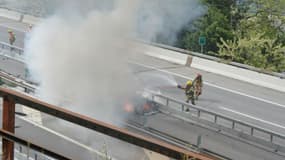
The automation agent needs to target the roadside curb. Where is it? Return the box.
[22,14,41,25]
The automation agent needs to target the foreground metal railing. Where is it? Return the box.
[0,129,69,160]
[0,87,214,160]
[149,92,285,152]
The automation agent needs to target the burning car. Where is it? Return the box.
[122,90,159,116]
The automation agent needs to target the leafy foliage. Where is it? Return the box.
[218,32,285,71]
[217,0,285,72]
[177,0,243,55]
[176,0,285,72]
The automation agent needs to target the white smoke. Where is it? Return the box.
[25,0,140,124]
[136,0,206,44]
[24,0,205,125]
[20,1,206,157]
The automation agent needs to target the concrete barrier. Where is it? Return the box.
[0,8,42,25]
[22,14,41,25]
[142,44,190,65]
[192,57,285,92]
[185,56,193,67]
[143,44,285,93]
[0,8,21,21]
[151,42,285,78]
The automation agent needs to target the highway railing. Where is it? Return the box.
[0,74,215,160]
[0,87,215,160]
[0,130,68,160]
[0,42,24,56]
[0,70,35,93]
[147,91,285,152]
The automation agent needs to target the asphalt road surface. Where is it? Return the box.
[129,56,285,135]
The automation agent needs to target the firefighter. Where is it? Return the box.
[194,74,203,99]
[28,24,33,32]
[177,80,196,105]
[8,29,16,46]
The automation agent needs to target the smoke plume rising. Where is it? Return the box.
[17,1,207,158]
[25,0,140,124]
[136,0,206,44]
[23,0,205,125]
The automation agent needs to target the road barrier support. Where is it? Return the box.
[2,95,15,160]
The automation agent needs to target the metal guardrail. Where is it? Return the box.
[0,42,24,56]
[148,92,285,151]
[0,70,35,93]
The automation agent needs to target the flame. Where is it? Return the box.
[124,102,134,113]
[143,103,150,111]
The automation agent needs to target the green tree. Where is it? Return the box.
[218,0,285,72]
[239,0,285,38]
[177,0,245,55]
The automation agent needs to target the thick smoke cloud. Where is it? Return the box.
[23,0,205,124]
[25,0,140,124]
[136,0,206,44]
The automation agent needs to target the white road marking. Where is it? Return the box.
[130,61,285,108]
[219,106,285,130]
[206,83,285,108]
[18,116,112,159]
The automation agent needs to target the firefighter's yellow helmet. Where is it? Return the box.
[8,29,12,33]
[186,80,192,86]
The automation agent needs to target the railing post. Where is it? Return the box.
[214,115,217,123]
[250,128,254,136]
[270,134,273,143]
[232,121,235,129]
[197,110,201,118]
[2,95,15,160]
